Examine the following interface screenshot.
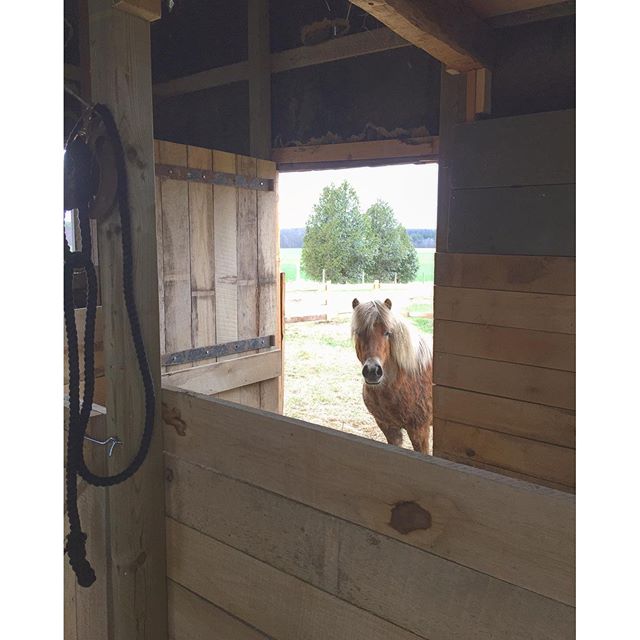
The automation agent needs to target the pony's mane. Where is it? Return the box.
[351,300,432,375]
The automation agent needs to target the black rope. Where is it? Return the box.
[64,103,156,588]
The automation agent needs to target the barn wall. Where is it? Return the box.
[162,386,575,640]
[433,109,576,491]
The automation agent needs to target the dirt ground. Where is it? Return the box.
[283,314,432,449]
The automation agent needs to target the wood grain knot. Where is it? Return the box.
[390,502,432,534]
[162,402,187,436]
[165,468,174,482]
[465,448,476,458]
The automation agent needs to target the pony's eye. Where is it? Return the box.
[384,331,392,337]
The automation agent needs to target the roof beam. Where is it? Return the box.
[349,0,495,72]
[153,27,410,99]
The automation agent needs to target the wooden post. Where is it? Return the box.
[88,1,167,638]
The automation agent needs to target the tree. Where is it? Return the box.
[301,181,371,283]
[364,200,419,283]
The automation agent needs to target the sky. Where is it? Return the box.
[278,163,438,230]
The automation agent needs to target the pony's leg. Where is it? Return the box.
[379,425,403,447]
[407,425,431,454]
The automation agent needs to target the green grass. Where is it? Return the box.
[280,247,435,284]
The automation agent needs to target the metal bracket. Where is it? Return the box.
[155,163,274,191]
[162,335,276,367]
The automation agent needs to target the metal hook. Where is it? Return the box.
[84,434,123,457]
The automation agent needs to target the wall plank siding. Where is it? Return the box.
[162,387,575,606]
[164,453,575,640]
[434,109,575,490]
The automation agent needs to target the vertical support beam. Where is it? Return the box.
[248,0,272,159]
[436,68,467,252]
[88,1,167,638]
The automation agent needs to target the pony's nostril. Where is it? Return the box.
[375,365,383,377]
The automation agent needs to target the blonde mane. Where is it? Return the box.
[351,300,432,375]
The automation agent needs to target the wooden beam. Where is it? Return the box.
[487,1,575,27]
[162,350,282,396]
[270,27,410,73]
[248,0,271,159]
[350,0,495,72]
[87,1,167,638]
[273,137,439,171]
[153,27,410,99]
[113,0,161,22]
[468,0,571,20]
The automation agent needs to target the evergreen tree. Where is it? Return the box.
[364,200,419,283]
[301,181,372,283]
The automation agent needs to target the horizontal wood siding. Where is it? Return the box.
[155,140,281,411]
[434,111,575,490]
[162,387,575,639]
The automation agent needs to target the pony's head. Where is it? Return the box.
[351,298,429,386]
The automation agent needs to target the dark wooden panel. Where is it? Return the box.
[434,286,575,334]
[434,320,575,371]
[435,253,575,294]
[451,110,575,188]
[433,353,575,410]
[433,386,575,448]
[448,184,575,256]
[434,418,575,488]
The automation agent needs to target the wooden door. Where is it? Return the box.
[154,140,282,412]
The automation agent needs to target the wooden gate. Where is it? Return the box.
[154,140,282,412]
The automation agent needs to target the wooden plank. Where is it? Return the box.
[271,27,410,73]
[236,154,260,408]
[88,2,167,638]
[434,286,575,333]
[162,350,281,396]
[168,518,425,640]
[153,61,249,98]
[248,0,271,159]
[451,110,575,188]
[158,140,192,365]
[112,0,161,22]
[350,0,495,72]
[435,253,575,294]
[447,184,575,256]
[434,419,575,488]
[433,353,575,410]
[168,580,270,640]
[165,454,575,640]
[468,0,570,19]
[434,320,575,371]
[483,1,575,26]
[187,145,216,367]
[211,150,241,404]
[273,137,439,169]
[433,386,575,447]
[154,140,165,363]
[152,28,409,99]
[257,159,280,412]
[436,69,467,251]
[162,387,575,605]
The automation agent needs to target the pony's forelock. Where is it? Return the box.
[351,300,431,374]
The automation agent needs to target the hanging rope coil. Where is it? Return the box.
[64,102,156,588]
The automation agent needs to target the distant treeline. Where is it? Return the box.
[281,228,436,249]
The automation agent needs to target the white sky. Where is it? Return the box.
[278,163,438,229]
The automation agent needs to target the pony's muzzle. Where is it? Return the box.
[362,359,383,385]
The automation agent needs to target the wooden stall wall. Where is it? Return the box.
[161,386,575,640]
[434,109,575,491]
[154,140,282,412]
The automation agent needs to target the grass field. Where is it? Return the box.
[284,316,432,448]
[281,247,435,284]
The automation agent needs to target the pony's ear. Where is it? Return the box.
[352,298,360,309]
[384,298,392,309]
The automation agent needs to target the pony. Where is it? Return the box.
[351,298,433,453]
